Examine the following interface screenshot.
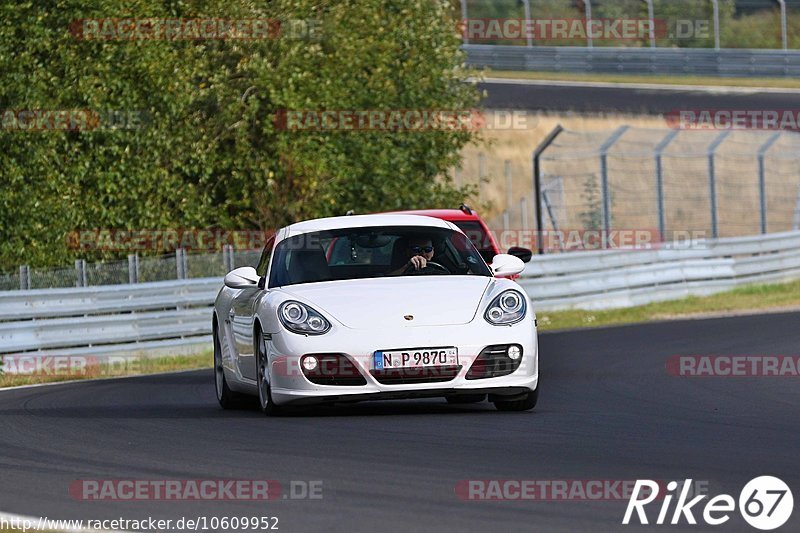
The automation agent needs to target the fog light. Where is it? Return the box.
[507,345,521,360]
[302,356,319,371]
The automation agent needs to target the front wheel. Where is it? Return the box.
[256,330,282,416]
[215,329,250,409]
[493,386,538,412]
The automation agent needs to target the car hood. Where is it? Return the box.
[279,276,493,328]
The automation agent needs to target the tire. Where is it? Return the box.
[493,386,538,412]
[445,394,486,404]
[214,327,251,409]
[255,326,282,416]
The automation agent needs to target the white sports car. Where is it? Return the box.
[213,214,538,414]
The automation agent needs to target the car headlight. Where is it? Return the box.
[278,301,331,335]
[484,290,527,325]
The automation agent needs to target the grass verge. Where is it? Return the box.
[0,351,212,389]
[481,70,800,90]
[537,279,800,331]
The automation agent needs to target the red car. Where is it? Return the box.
[384,204,533,266]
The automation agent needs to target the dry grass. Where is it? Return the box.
[457,112,800,236]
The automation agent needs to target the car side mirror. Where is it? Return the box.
[224,266,261,289]
[507,246,533,263]
[490,254,525,277]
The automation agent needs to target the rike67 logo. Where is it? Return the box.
[623,477,793,530]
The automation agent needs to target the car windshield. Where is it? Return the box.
[268,225,492,288]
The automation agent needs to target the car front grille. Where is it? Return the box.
[370,365,462,385]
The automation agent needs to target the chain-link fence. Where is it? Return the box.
[460,0,800,49]
[472,127,800,246]
[6,246,263,292]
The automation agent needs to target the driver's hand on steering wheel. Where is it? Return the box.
[408,255,427,271]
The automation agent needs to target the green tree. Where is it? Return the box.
[0,0,479,270]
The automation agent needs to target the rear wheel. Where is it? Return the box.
[255,327,282,416]
[493,386,538,412]
[214,326,250,409]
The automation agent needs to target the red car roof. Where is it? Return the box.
[382,208,482,222]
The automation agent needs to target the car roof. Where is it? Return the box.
[383,208,482,222]
[283,214,456,239]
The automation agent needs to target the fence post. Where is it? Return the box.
[757,132,782,235]
[644,0,656,48]
[460,0,468,44]
[75,259,87,287]
[521,0,533,48]
[454,164,462,188]
[793,185,800,231]
[176,248,186,280]
[520,197,529,231]
[532,125,564,255]
[19,265,30,290]
[654,130,680,240]
[504,160,513,210]
[599,126,630,242]
[711,0,721,50]
[223,244,234,272]
[585,0,593,48]
[778,0,788,51]
[707,131,731,239]
[478,153,486,202]
[128,254,138,284]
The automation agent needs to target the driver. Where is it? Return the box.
[389,237,435,275]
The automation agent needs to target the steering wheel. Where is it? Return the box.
[403,261,451,275]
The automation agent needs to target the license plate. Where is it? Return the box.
[373,348,458,370]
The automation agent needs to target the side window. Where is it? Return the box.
[255,235,276,277]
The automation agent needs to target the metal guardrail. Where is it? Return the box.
[463,45,800,77]
[1,231,800,357]
[519,230,800,310]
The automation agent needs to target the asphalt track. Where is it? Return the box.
[478,79,800,114]
[1,312,799,533]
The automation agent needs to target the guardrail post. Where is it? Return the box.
[19,265,30,290]
[75,259,87,287]
[128,254,139,284]
[532,125,564,255]
[654,130,680,240]
[757,132,782,234]
[599,126,630,243]
[707,131,731,239]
